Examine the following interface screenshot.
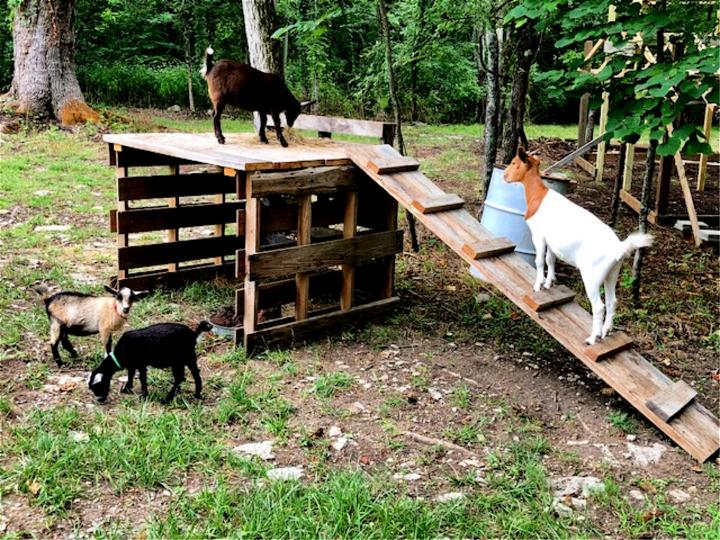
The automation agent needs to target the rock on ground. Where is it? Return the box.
[266,466,303,481]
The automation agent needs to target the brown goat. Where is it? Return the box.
[201,47,313,147]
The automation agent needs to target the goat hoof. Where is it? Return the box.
[280,140,289,148]
[217,137,225,145]
[585,336,598,346]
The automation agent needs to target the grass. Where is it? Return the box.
[607,410,637,435]
[313,372,354,398]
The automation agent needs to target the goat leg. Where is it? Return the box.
[60,332,78,358]
[139,368,148,399]
[162,366,186,404]
[213,102,226,144]
[121,367,135,394]
[272,111,288,147]
[188,361,202,399]
[49,320,64,367]
[258,112,269,144]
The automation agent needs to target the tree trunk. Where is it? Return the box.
[184,33,195,112]
[609,142,626,227]
[241,0,283,76]
[409,0,428,121]
[500,25,539,163]
[5,0,97,125]
[482,28,500,197]
[631,139,657,305]
[377,0,418,252]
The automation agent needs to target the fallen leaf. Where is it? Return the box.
[711,372,720,382]
[600,387,615,396]
[360,455,371,465]
[28,481,41,495]
[691,464,703,473]
[642,507,663,522]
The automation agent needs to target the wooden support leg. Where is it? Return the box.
[341,191,358,311]
[382,199,399,298]
[167,164,180,272]
[594,92,609,182]
[214,192,226,265]
[243,189,261,346]
[697,104,715,192]
[116,164,129,281]
[622,143,635,191]
[295,194,312,321]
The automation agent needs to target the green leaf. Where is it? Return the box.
[657,135,682,156]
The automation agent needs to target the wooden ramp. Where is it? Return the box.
[347,144,720,463]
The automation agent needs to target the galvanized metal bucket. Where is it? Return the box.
[479,165,572,266]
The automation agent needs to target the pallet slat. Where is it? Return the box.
[117,201,244,234]
[118,173,236,201]
[250,166,360,196]
[461,238,515,259]
[584,332,634,362]
[366,157,420,175]
[523,285,576,312]
[115,261,236,291]
[411,194,464,214]
[118,236,242,270]
[646,380,698,422]
[247,230,403,280]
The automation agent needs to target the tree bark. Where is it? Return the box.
[482,28,500,197]
[377,0,418,252]
[5,0,97,125]
[409,0,428,121]
[500,24,539,163]
[241,0,283,76]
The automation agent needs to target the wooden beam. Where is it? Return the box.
[594,92,610,182]
[267,113,394,139]
[461,238,515,259]
[622,143,635,191]
[584,332,634,362]
[647,381,698,423]
[117,201,244,234]
[341,191,359,311]
[411,194,464,214]
[696,104,715,191]
[116,164,129,281]
[574,156,596,176]
[119,234,242,271]
[118,173,235,201]
[667,124,702,246]
[295,195,312,321]
[116,261,236,291]
[366,157,420,175]
[243,189,261,343]
[248,230,404,281]
[619,190,659,223]
[113,145,193,168]
[523,285,576,312]
[250,166,360,197]
[544,133,605,175]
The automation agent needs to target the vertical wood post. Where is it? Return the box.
[697,103,714,191]
[243,177,261,343]
[341,191,359,311]
[594,91,610,182]
[167,164,180,272]
[622,143,635,191]
[295,195,312,320]
[116,163,129,281]
[577,40,593,146]
[383,197,399,299]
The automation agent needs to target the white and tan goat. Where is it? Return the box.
[504,148,653,344]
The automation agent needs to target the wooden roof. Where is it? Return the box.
[103,132,353,172]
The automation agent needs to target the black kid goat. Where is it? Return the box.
[88,321,212,404]
[201,46,314,147]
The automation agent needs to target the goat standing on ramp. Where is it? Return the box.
[88,321,211,404]
[35,285,149,367]
[201,47,313,147]
[504,148,653,345]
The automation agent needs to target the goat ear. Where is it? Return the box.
[300,99,316,110]
[517,147,528,163]
[104,285,118,296]
[132,290,150,300]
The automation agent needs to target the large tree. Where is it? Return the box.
[241,0,283,75]
[4,0,97,124]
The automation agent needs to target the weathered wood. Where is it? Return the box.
[242,297,399,352]
[295,194,312,321]
[584,332,634,362]
[461,238,515,259]
[248,230,403,281]
[545,134,604,175]
[119,237,243,270]
[112,145,194,168]
[214,192,226,266]
[250,166,360,197]
[167,165,180,273]
[622,143,635,191]
[647,381,698,423]
[668,127,702,247]
[574,156,596,176]
[696,104,715,191]
[243,192,261,337]
[347,144,720,462]
[116,261,236,291]
[523,285,576,312]
[341,191,359,310]
[411,194,464,214]
[594,93,609,182]
[619,190,659,224]
[116,166,129,281]
[366,157,420,175]
[117,201,244,234]
[118,173,236,201]
[267,113,394,139]
[109,209,117,233]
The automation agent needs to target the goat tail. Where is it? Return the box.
[200,46,214,77]
[615,232,653,261]
[195,320,213,337]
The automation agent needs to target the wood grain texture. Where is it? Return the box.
[266,113,394,138]
[523,285,576,312]
[116,261,236,291]
[248,230,403,281]
[347,143,720,462]
[117,201,244,234]
[119,236,244,271]
[295,195,312,321]
[411,194,464,214]
[118,173,235,201]
[647,381,698,423]
[341,191,359,311]
[250,166,360,196]
[366,157,420,175]
[461,238,515,259]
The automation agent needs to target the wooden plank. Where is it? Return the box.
[243,191,261,339]
[574,156,596,176]
[118,173,235,201]
[119,237,242,270]
[116,165,129,281]
[619,190,659,223]
[117,201,244,234]
[594,92,609,182]
[522,285,576,312]
[366,157,420,175]
[544,134,604,175]
[167,165,180,273]
[295,195,312,321]
[622,143,635,191]
[584,332,634,362]
[411,194,464,214]
[116,261,236,291]
[109,209,117,233]
[646,381,698,423]
[243,297,399,352]
[250,166,360,197]
[668,124,702,246]
[267,113,393,138]
[214,192,225,265]
[347,144,720,462]
[248,230,404,281]
[341,191,359,311]
[461,238,515,259]
[113,145,194,168]
[696,104,715,191]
